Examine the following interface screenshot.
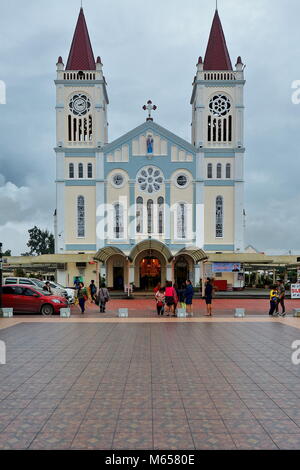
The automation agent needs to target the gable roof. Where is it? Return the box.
[104,121,196,154]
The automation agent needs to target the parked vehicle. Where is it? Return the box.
[3,277,69,301]
[2,285,68,316]
[46,281,75,303]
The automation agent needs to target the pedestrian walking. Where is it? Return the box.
[178,283,186,309]
[77,282,88,314]
[185,280,194,316]
[204,278,213,316]
[275,280,286,316]
[97,283,110,313]
[155,288,165,315]
[164,281,176,316]
[89,280,97,303]
[269,285,279,316]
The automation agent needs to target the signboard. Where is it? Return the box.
[212,263,242,273]
[291,284,300,299]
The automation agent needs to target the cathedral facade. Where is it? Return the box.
[54,7,246,290]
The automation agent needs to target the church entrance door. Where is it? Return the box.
[175,257,189,287]
[113,267,124,290]
[140,257,161,291]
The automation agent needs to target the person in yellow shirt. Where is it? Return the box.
[269,286,279,316]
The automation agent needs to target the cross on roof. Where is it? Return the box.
[143,100,157,121]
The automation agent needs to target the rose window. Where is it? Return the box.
[209,94,231,117]
[137,167,163,194]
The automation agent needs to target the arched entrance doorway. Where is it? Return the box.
[174,256,189,287]
[139,256,161,290]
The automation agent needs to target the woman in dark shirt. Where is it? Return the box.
[204,278,213,317]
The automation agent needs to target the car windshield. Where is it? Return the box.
[31,279,45,288]
[35,287,53,296]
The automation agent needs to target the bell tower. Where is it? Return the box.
[191,8,245,254]
[54,8,109,254]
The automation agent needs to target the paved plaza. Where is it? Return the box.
[1,316,300,450]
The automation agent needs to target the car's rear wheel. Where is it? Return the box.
[41,304,54,316]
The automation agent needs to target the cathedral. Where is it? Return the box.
[54,7,246,290]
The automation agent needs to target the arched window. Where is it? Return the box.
[114,204,124,239]
[207,163,213,179]
[69,163,74,179]
[216,196,223,238]
[158,197,164,235]
[147,200,153,234]
[136,197,143,234]
[77,196,85,238]
[217,163,222,179]
[177,203,187,239]
[87,163,93,179]
[226,163,231,179]
[78,163,83,179]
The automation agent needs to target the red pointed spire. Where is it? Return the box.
[203,10,232,71]
[66,8,96,71]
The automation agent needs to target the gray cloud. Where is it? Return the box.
[0,0,300,254]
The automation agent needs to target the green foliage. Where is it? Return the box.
[13,267,26,277]
[3,250,11,256]
[27,226,55,256]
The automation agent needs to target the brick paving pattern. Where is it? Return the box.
[0,321,300,449]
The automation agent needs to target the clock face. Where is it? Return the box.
[69,94,91,116]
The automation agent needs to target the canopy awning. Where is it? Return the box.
[128,239,173,263]
[94,247,126,263]
[175,247,208,263]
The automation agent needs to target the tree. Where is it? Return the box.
[27,226,55,256]
[3,250,11,256]
[14,267,26,277]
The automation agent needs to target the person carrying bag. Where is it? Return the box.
[97,283,110,313]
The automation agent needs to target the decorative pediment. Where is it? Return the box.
[104,121,195,162]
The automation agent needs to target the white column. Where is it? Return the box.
[96,150,105,250]
[56,182,65,253]
[194,264,201,288]
[234,181,245,252]
[129,264,135,284]
[166,265,172,281]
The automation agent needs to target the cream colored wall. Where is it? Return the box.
[134,173,165,241]
[64,157,95,179]
[107,145,129,162]
[170,170,194,242]
[171,146,193,162]
[204,186,234,245]
[64,262,98,288]
[65,186,96,244]
[106,255,128,288]
[204,158,234,179]
[106,170,130,241]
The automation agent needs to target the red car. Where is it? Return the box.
[1,284,68,316]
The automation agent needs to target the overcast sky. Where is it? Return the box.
[0,0,300,255]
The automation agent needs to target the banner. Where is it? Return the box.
[212,262,242,273]
[291,284,300,299]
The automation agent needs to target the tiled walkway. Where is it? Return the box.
[70,298,299,318]
[1,321,300,449]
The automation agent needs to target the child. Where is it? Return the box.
[269,286,279,316]
[155,288,165,316]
